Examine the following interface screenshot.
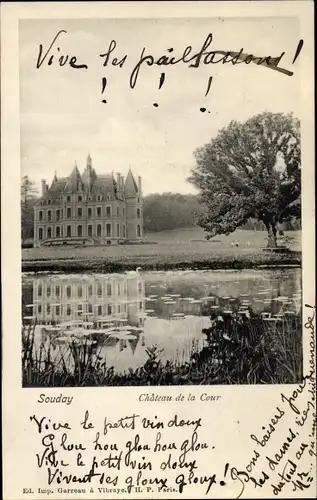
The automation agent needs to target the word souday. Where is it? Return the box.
[38,394,73,406]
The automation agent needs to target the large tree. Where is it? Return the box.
[188,112,301,247]
[21,175,38,243]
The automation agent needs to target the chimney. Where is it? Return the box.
[120,175,124,191]
[116,173,121,193]
[138,176,142,195]
[41,179,46,196]
[87,154,92,168]
[45,183,48,193]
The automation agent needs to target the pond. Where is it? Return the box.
[22,268,301,375]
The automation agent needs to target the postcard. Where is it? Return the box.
[1,1,315,499]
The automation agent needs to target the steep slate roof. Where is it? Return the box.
[87,174,118,201]
[124,169,138,198]
[35,177,68,205]
[36,159,138,204]
[64,165,84,192]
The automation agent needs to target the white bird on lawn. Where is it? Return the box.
[126,267,141,277]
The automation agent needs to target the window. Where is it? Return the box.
[117,224,120,237]
[107,304,112,315]
[77,304,83,315]
[48,210,52,221]
[47,304,51,314]
[38,284,42,297]
[88,303,93,313]
[48,199,52,205]
[107,284,112,296]
[67,195,71,202]
[66,305,71,316]
[139,301,143,309]
[47,227,52,238]
[66,286,71,298]
[56,210,60,221]
[38,304,42,314]
[137,198,140,203]
[137,208,141,219]
[97,224,102,237]
[97,305,102,316]
[106,223,111,237]
[138,282,142,292]
[106,206,111,217]
[77,225,83,237]
[77,207,82,218]
[88,208,92,218]
[38,228,43,240]
[77,285,83,298]
[67,225,71,237]
[55,285,60,298]
[56,306,60,316]
[88,225,92,237]
[117,206,120,217]
[96,206,101,217]
[56,226,61,238]
[107,193,112,200]
[117,284,120,296]
[97,283,102,297]
[47,285,51,297]
[39,211,43,221]
[78,195,82,202]
[118,305,121,313]
[88,285,93,297]
[97,195,102,201]
[123,225,126,238]
[67,207,72,218]
[137,225,141,237]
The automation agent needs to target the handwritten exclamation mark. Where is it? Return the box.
[101,77,107,103]
[293,39,304,64]
[220,462,229,486]
[153,73,166,107]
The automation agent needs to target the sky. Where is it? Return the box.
[19,17,300,195]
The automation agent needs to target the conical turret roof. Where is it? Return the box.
[124,169,138,198]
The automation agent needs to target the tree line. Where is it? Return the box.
[21,176,300,244]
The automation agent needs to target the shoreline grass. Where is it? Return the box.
[22,308,302,387]
[22,249,301,273]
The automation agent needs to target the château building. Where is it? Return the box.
[33,155,143,247]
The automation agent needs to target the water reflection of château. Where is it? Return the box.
[32,274,145,327]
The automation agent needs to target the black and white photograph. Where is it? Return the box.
[20,16,302,388]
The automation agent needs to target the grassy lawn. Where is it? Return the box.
[22,228,301,272]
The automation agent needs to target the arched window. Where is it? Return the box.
[107,193,112,200]
[137,208,141,219]
[47,227,52,238]
[137,225,141,237]
[38,228,43,240]
[97,224,102,237]
[77,225,83,237]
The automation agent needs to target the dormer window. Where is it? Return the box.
[78,195,82,202]
[97,195,102,201]
[67,195,71,202]
[107,193,112,200]
[88,196,92,201]
[48,198,52,205]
